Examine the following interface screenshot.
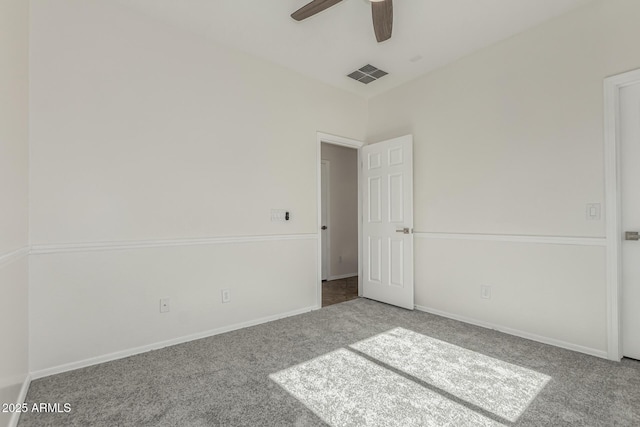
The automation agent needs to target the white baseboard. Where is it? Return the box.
[31,305,318,380]
[327,273,358,281]
[9,374,31,427]
[414,305,608,359]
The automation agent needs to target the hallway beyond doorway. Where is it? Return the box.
[322,276,358,307]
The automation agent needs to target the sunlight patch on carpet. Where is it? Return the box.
[350,328,550,422]
[270,349,503,427]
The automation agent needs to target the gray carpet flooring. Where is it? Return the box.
[18,298,640,426]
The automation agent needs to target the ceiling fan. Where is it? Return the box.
[291,0,393,43]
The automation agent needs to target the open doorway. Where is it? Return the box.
[320,142,359,307]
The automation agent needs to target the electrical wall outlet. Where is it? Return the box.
[480,285,492,300]
[160,298,170,313]
[221,289,231,304]
[339,255,343,264]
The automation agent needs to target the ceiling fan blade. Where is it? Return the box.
[372,0,393,42]
[291,0,343,21]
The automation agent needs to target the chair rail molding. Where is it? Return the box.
[414,232,606,247]
[30,233,318,255]
[0,247,29,268]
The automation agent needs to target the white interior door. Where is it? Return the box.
[621,82,640,360]
[362,135,414,310]
[321,161,329,281]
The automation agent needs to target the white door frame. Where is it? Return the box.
[604,68,640,361]
[316,132,365,309]
[321,160,331,281]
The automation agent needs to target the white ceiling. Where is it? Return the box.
[119,0,594,99]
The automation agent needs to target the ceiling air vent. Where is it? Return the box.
[347,64,388,85]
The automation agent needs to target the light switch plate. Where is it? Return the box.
[271,209,291,222]
[586,203,601,221]
[271,209,286,222]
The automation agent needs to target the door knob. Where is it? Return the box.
[625,231,639,241]
[321,226,328,230]
[395,227,412,234]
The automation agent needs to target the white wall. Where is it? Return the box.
[368,0,640,355]
[0,0,29,256]
[23,0,639,377]
[0,0,29,425]
[29,0,366,373]
[29,240,316,373]
[321,143,358,279]
[0,259,28,427]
